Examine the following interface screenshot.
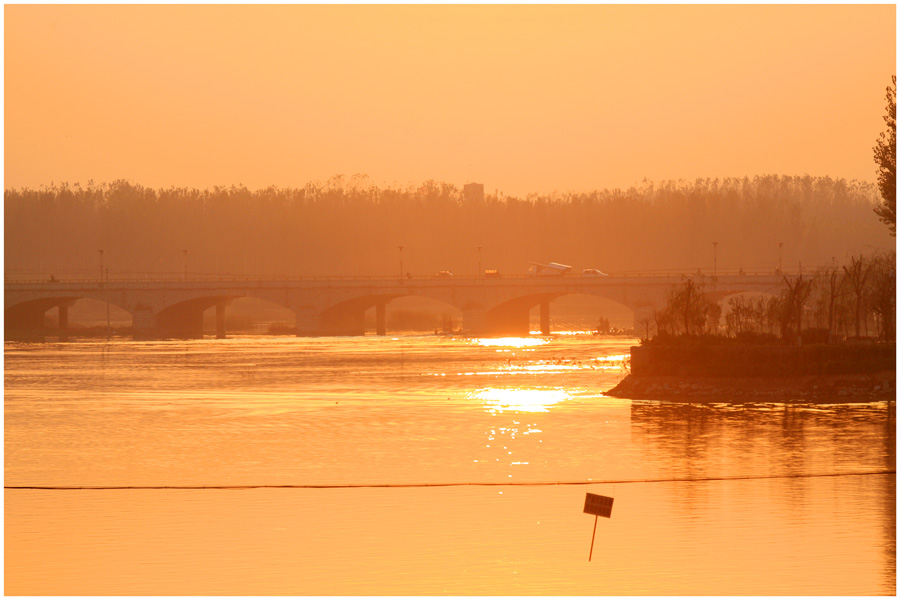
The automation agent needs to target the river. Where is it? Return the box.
[4,333,895,595]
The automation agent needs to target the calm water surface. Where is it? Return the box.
[5,334,895,595]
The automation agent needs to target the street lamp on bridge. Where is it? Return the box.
[777,242,784,272]
[97,249,110,336]
[477,245,483,277]
[398,245,404,281]
[712,241,718,277]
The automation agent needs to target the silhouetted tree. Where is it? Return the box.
[725,295,769,337]
[658,278,718,336]
[874,76,896,236]
[776,274,813,344]
[653,307,676,338]
[843,255,873,338]
[812,266,845,343]
[867,251,896,341]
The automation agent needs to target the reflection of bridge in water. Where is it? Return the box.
[5,273,789,339]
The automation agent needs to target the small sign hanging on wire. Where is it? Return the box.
[584,493,614,518]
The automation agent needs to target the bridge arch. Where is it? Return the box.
[5,294,139,338]
[310,293,466,336]
[155,295,239,338]
[530,292,638,334]
[368,295,463,334]
[5,296,82,334]
[480,290,645,335]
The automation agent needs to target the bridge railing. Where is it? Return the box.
[4,270,794,285]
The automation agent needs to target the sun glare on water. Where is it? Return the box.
[473,337,549,348]
[473,387,570,413]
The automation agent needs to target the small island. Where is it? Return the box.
[606,258,896,403]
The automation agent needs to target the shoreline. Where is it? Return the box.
[606,370,896,403]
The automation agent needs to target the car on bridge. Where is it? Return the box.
[582,268,608,277]
[528,262,572,276]
[436,270,454,278]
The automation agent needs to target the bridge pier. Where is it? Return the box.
[58,303,68,330]
[132,307,157,339]
[295,307,322,337]
[216,302,227,339]
[539,300,550,335]
[57,303,70,341]
[376,301,386,336]
[633,305,657,339]
[462,307,487,335]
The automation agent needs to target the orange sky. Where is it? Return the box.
[4,4,896,196]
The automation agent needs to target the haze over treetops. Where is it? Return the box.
[4,176,891,279]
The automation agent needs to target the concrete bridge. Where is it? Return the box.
[4,273,789,339]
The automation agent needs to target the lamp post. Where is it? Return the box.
[712,241,718,277]
[477,245,483,277]
[98,249,110,337]
[777,242,783,272]
[183,250,188,281]
[398,245,404,280]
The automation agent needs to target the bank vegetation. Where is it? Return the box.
[648,251,895,344]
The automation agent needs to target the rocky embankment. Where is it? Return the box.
[606,371,896,402]
[606,343,896,403]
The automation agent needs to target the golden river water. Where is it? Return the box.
[4,333,895,595]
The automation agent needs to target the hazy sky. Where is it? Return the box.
[4,4,896,196]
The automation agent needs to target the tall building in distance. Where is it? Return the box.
[463,182,484,203]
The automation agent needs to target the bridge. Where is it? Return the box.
[4,273,789,339]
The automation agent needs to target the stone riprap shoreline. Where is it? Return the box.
[606,371,895,402]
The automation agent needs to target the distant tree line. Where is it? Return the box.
[4,174,892,281]
[653,251,896,343]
